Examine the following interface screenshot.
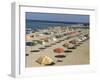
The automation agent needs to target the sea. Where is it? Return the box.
[26,20,88,29]
[26,20,89,34]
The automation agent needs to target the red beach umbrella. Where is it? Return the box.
[53,48,64,53]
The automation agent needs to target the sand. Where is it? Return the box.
[25,29,89,67]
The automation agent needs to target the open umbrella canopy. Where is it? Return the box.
[63,42,76,49]
[36,56,54,65]
[53,48,64,53]
[32,40,43,45]
[26,41,34,46]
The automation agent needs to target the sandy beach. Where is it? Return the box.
[25,29,89,67]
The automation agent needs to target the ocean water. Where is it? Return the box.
[25,20,89,34]
[25,20,84,29]
[26,20,89,32]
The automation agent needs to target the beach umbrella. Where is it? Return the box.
[53,48,66,62]
[63,43,76,49]
[36,56,54,65]
[69,40,77,45]
[32,40,43,45]
[52,37,57,41]
[26,42,34,46]
[53,48,64,53]
[26,41,34,54]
